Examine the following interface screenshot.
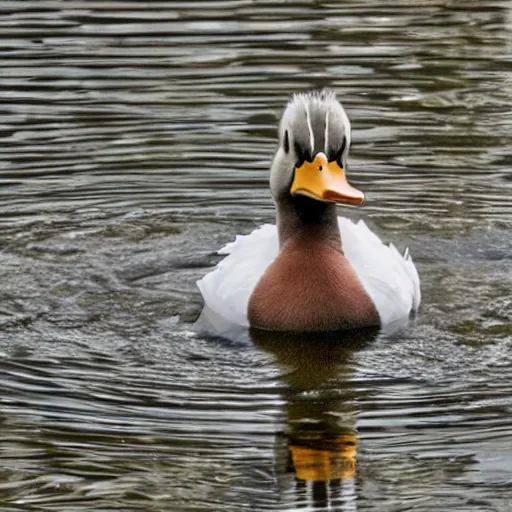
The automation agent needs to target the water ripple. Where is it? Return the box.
[1,1,512,511]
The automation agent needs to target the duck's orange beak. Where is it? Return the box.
[291,152,365,205]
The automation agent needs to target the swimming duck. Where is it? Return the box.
[198,90,420,334]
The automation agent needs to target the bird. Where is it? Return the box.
[197,89,420,335]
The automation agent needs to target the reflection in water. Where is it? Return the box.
[252,328,378,509]
[289,433,356,481]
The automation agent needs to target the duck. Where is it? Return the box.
[197,89,420,335]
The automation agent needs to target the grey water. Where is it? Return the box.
[1,1,511,511]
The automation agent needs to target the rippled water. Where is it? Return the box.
[1,1,512,511]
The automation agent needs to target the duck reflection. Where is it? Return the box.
[251,327,378,510]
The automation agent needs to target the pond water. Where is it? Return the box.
[1,1,512,511]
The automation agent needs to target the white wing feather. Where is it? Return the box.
[197,224,278,328]
[336,218,421,333]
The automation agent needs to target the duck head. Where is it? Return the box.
[270,90,364,208]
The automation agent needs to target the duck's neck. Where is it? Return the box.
[276,195,342,251]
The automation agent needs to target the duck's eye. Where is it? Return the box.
[294,141,312,167]
[283,130,290,154]
[294,140,305,167]
[333,136,347,167]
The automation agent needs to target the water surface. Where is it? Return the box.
[1,1,511,511]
